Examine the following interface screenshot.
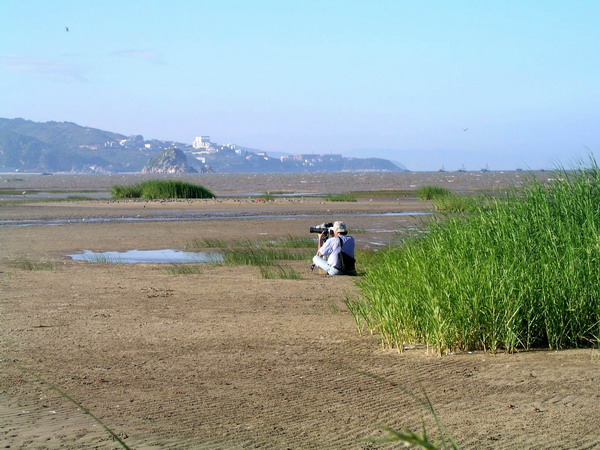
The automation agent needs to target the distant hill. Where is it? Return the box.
[0,118,406,173]
[0,118,161,172]
[0,118,126,149]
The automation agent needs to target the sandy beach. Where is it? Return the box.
[1,172,599,449]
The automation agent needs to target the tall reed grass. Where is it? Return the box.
[111,180,214,199]
[350,164,600,353]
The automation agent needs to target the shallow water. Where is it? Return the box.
[0,211,432,228]
[68,249,224,264]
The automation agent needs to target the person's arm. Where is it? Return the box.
[317,232,325,256]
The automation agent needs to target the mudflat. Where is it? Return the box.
[1,172,599,449]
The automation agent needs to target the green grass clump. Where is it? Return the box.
[9,258,56,270]
[111,180,214,199]
[111,184,142,198]
[351,162,600,354]
[416,185,451,201]
[325,193,358,202]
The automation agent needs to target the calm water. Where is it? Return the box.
[68,249,224,264]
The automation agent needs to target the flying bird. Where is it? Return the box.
[463,128,469,131]
[65,26,69,32]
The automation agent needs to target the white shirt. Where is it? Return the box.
[319,235,355,269]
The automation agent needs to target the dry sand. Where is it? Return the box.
[1,173,599,449]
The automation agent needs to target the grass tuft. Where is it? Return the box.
[9,257,56,270]
[165,264,204,275]
[259,264,303,279]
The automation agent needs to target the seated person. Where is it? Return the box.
[312,221,356,275]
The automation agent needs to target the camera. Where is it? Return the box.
[310,222,334,240]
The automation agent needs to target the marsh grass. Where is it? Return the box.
[259,264,303,279]
[186,238,229,249]
[265,235,315,248]
[111,180,214,199]
[223,248,309,266]
[417,185,452,200]
[185,235,313,279]
[83,254,124,264]
[351,162,600,353]
[186,235,315,250]
[431,193,484,213]
[325,193,358,202]
[350,189,414,198]
[9,257,56,271]
[165,264,204,275]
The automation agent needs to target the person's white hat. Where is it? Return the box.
[332,221,348,233]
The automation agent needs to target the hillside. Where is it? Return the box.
[0,118,406,173]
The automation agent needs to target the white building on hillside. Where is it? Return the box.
[193,136,213,149]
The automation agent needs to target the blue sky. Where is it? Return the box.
[1,0,599,170]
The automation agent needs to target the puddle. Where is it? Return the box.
[68,249,224,264]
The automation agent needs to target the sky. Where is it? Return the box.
[1,0,599,171]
